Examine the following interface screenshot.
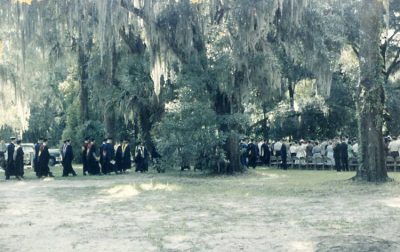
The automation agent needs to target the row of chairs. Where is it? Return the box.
[268,156,400,171]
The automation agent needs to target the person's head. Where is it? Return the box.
[315,141,319,145]
[66,139,71,145]
[348,140,352,145]
[0,139,4,144]
[43,138,48,145]
[38,138,43,144]
[107,137,113,143]
[10,137,16,143]
[84,137,89,144]
[16,140,21,145]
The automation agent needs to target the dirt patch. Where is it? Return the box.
[1,168,400,251]
[316,235,400,252]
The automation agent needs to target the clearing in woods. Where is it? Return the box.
[1,167,400,251]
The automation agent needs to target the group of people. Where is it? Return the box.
[64,137,150,177]
[0,136,150,180]
[1,137,26,180]
[240,137,358,172]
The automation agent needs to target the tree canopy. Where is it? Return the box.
[0,0,399,178]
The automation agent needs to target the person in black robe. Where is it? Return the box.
[340,138,349,171]
[99,139,106,174]
[333,139,342,172]
[114,141,123,174]
[122,140,131,173]
[261,140,271,166]
[33,138,43,177]
[281,142,288,170]
[5,137,16,180]
[239,139,248,168]
[135,142,149,172]
[38,139,53,178]
[82,138,89,176]
[87,139,101,175]
[103,138,115,175]
[14,140,24,179]
[134,143,143,172]
[62,140,77,177]
[247,139,258,169]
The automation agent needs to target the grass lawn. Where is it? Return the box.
[1,165,400,251]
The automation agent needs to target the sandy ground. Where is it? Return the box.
[1,166,400,252]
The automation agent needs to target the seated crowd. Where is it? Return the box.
[240,137,359,172]
[241,135,400,171]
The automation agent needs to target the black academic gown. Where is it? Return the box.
[34,143,40,176]
[115,145,123,173]
[82,143,89,175]
[261,143,271,165]
[103,143,115,174]
[281,144,287,170]
[6,143,15,178]
[333,144,341,172]
[14,146,24,177]
[87,144,100,175]
[247,143,258,169]
[63,145,77,176]
[38,145,50,177]
[340,142,349,171]
[122,144,131,171]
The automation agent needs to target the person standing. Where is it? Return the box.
[99,139,106,174]
[13,140,24,180]
[103,137,115,174]
[5,137,16,180]
[82,138,90,176]
[33,138,43,177]
[261,140,271,166]
[247,139,258,169]
[333,139,342,172]
[289,141,298,158]
[122,139,132,173]
[87,139,100,175]
[274,139,283,157]
[326,141,335,166]
[62,140,77,177]
[114,140,123,174]
[281,141,288,170]
[239,139,248,168]
[0,139,6,170]
[38,139,53,178]
[340,138,349,171]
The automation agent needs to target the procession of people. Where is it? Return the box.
[0,136,150,180]
[2,133,400,180]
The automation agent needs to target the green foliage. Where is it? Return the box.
[154,86,226,171]
[0,126,16,141]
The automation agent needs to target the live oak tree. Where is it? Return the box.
[354,0,389,182]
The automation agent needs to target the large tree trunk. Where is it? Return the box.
[354,0,389,182]
[78,38,90,123]
[215,89,243,173]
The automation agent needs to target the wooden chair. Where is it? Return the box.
[291,156,300,169]
[386,156,396,172]
[395,157,400,172]
[306,157,314,169]
[270,156,277,167]
[349,158,358,171]
[324,156,333,170]
[313,157,324,170]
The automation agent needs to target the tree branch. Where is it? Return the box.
[120,0,145,20]
[385,49,400,78]
[351,44,360,59]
